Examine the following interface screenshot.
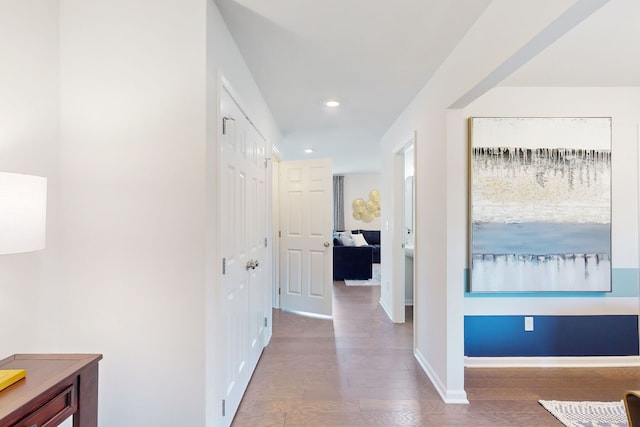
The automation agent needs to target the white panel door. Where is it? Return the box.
[219,87,267,426]
[279,158,333,316]
[245,114,267,371]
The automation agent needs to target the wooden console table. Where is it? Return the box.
[0,354,102,427]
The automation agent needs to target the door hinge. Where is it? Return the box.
[222,258,226,275]
[264,158,268,168]
[279,230,282,238]
[264,237,268,248]
[264,317,268,327]
[222,116,235,135]
[278,288,281,295]
[222,399,226,417]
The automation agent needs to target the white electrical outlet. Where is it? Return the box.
[524,316,534,331]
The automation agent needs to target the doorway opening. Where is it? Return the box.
[392,134,416,331]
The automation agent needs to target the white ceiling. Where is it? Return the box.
[216,0,640,174]
[215,0,492,174]
[502,0,640,87]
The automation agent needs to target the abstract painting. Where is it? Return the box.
[469,117,611,292]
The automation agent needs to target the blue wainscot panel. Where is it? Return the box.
[465,315,639,357]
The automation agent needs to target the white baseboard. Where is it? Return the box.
[263,329,272,347]
[379,297,393,321]
[415,348,469,404]
[465,355,640,368]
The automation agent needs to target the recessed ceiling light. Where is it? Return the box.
[304,148,314,154]
[325,100,340,107]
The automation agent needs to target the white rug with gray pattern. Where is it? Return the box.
[539,400,628,427]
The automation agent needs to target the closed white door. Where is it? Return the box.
[219,87,267,426]
[246,115,267,371]
[279,158,333,317]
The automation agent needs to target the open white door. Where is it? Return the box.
[279,158,333,317]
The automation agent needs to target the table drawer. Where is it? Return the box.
[13,383,77,427]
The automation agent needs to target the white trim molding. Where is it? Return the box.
[379,298,393,321]
[415,349,469,404]
[465,356,640,368]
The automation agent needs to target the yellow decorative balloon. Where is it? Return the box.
[352,198,366,213]
[352,191,381,222]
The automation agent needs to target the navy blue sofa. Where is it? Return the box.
[333,229,381,280]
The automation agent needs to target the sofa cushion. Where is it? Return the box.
[335,230,351,239]
[360,230,380,245]
[340,235,355,246]
[371,245,381,263]
[352,233,368,247]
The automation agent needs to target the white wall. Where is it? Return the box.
[0,0,61,355]
[460,86,639,317]
[58,1,208,425]
[342,173,381,231]
[378,0,588,402]
[0,1,287,426]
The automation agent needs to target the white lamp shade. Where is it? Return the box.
[0,172,47,255]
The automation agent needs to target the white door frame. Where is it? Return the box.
[271,152,281,310]
[391,132,417,325]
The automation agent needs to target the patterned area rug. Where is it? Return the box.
[344,264,381,286]
[539,400,628,427]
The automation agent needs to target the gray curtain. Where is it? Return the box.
[333,175,345,231]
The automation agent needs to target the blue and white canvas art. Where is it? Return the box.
[469,117,612,292]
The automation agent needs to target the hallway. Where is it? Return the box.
[232,282,424,426]
[231,282,640,426]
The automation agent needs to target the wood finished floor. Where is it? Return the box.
[232,282,640,426]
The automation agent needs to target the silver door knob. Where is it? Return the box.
[246,260,255,270]
[324,242,330,247]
